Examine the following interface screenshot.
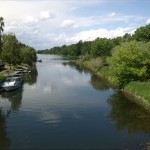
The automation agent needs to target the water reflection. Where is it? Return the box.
[22,67,38,85]
[0,67,38,149]
[90,74,110,91]
[0,109,11,150]
[0,55,150,149]
[0,88,23,149]
[65,60,150,134]
[62,61,91,75]
[2,88,23,111]
[108,92,150,134]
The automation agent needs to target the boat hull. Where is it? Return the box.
[2,77,22,92]
[3,84,21,91]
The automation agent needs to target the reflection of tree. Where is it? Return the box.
[108,92,150,134]
[22,67,38,85]
[0,109,11,149]
[0,82,25,149]
[2,88,23,111]
[62,61,90,74]
[90,74,110,91]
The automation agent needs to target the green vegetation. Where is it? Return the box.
[109,41,150,87]
[0,17,4,54]
[0,17,37,81]
[1,33,37,67]
[134,24,150,42]
[39,23,150,110]
[124,81,150,104]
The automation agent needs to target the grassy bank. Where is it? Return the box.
[76,57,150,111]
[76,57,119,87]
[0,63,30,82]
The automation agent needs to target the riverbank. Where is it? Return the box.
[0,63,30,82]
[76,57,150,111]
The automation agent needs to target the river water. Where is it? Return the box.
[0,54,150,149]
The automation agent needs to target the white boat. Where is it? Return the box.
[2,77,22,91]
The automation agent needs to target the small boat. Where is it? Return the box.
[37,59,42,62]
[2,77,22,91]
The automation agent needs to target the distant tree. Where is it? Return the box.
[91,38,113,57]
[112,37,123,47]
[109,40,150,87]
[61,45,68,55]
[76,40,82,56]
[0,17,4,55]
[123,33,133,42]
[81,41,92,55]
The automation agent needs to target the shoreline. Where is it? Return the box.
[75,58,150,112]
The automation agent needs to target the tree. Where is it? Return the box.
[109,40,150,87]
[20,47,37,66]
[134,24,150,42]
[81,41,92,55]
[1,34,21,67]
[91,38,113,57]
[0,17,4,55]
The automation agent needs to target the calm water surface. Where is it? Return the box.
[0,54,150,149]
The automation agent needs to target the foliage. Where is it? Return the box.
[109,41,150,87]
[20,47,37,66]
[38,33,133,57]
[100,66,119,86]
[134,24,150,42]
[1,33,37,67]
[91,38,113,57]
[0,17,4,55]
[1,33,21,66]
[81,41,92,55]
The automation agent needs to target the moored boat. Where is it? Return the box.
[2,77,22,91]
[37,59,42,62]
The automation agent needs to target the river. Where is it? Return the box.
[0,54,150,149]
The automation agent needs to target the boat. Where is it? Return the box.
[37,59,42,62]
[2,77,22,91]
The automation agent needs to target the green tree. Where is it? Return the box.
[0,17,4,55]
[109,40,150,87]
[1,34,21,67]
[134,24,150,42]
[20,47,37,66]
[81,41,92,55]
[76,40,82,56]
[91,38,113,57]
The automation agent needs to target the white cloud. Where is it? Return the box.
[146,18,150,24]
[55,33,69,41]
[61,20,78,28]
[0,1,149,50]
[24,16,38,25]
[61,27,136,44]
[39,10,54,20]
[108,12,117,17]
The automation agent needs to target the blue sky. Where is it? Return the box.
[0,0,150,50]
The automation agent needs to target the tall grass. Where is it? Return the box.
[124,81,150,103]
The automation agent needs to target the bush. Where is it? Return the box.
[109,41,150,88]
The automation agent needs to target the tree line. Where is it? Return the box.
[0,17,37,68]
[37,33,133,57]
[38,24,150,87]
